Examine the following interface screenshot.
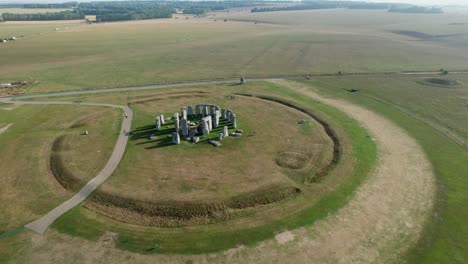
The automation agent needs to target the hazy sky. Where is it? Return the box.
[0,0,467,6]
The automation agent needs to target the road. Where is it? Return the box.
[0,99,133,234]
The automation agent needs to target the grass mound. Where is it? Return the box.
[84,185,301,226]
[418,78,460,88]
[50,135,85,191]
[275,151,310,169]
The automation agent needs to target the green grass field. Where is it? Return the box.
[0,104,120,232]
[295,75,468,263]
[1,9,467,94]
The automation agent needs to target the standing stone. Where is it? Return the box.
[195,105,201,115]
[181,119,189,137]
[223,126,229,138]
[202,121,210,135]
[160,114,165,125]
[232,114,237,129]
[182,108,187,120]
[155,117,161,130]
[226,109,232,121]
[172,132,180,145]
[200,116,212,135]
[203,105,209,117]
[207,116,213,131]
[218,132,224,140]
[209,105,215,116]
[240,76,246,85]
[221,109,226,119]
[188,105,193,116]
[214,110,220,128]
[189,128,197,139]
[174,112,180,131]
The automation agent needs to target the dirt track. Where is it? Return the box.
[22,79,436,263]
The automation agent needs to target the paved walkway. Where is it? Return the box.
[0,98,133,234]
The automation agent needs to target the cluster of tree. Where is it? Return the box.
[95,7,174,22]
[252,1,443,14]
[23,2,78,9]
[388,6,443,14]
[1,10,84,21]
[177,1,252,14]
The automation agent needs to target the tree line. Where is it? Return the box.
[251,1,443,14]
[1,10,84,21]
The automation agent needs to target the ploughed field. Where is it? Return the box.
[52,88,334,226]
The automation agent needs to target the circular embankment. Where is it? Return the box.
[416,77,461,88]
[50,92,340,227]
[27,80,435,263]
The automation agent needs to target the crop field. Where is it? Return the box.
[1,8,467,94]
[0,5,467,264]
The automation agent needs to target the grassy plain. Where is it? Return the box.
[0,104,120,233]
[303,74,468,147]
[295,75,468,263]
[1,8,467,93]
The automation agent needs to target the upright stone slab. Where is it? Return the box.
[182,108,187,120]
[221,109,226,119]
[203,105,209,117]
[189,128,197,139]
[160,114,165,125]
[218,132,224,140]
[201,116,211,135]
[181,118,189,137]
[172,132,180,145]
[187,105,193,116]
[232,114,237,129]
[202,122,210,135]
[223,126,229,138]
[214,110,220,128]
[174,112,180,131]
[207,116,213,131]
[226,109,232,122]
[209,105,216,116]
[155,117,161,130]
[195,105,201,115]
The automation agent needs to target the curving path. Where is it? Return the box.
[0,98,133,234]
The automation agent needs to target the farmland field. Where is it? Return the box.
[0,5,467,264]
[0,9,467,94]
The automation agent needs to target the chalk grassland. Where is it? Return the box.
[295,76,468,263]
[1,8,468,93]
[0,104,120,233]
